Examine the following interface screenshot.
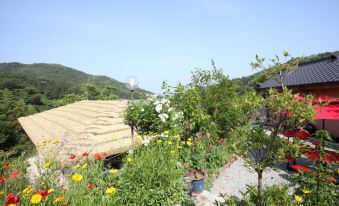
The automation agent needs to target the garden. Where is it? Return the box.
[1,53,338,206]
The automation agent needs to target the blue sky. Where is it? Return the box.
[1,0,339,93]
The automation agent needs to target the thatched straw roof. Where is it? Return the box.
[18,100,138,162]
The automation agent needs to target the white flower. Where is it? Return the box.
[172,113,179,121]
[158,113,169,122]
[161,98,166,104]
[141,108,144,112]
[168,107,173,112]
[264,130,272,135]
[154,100,160,105]
[155,104,163,113]
[142,139,150,146]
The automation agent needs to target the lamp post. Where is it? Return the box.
[125,76,139,138]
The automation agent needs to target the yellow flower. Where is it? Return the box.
[127,157,132,162]
[168,141,173,145]
[163,130,169,135]
[72,173,83,182]
[48,189,54,194]
[105,186,116,194]
[156,139,162,144]
[174,134,180,139]
[177,146,182,149]
[73,164,80,170]
[294,195,303,203]
[54,196,64,203]
[337,169,339,175]
[110,169,118,174]
[23,185,33,194]
[302,188,310,194]
[43,161,51,169]
[8,204,16,206]
[0,191,4,195]
[31,194,43,204]
[52,140,60,145]
[188,137,192,141]
[180,141,185,145]
[82,163,88,169]
[170,150,175,155]
[186,141,192,146]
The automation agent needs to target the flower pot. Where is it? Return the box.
[186,170,207,194]
[191,178,205,193]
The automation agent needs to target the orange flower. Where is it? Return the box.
[9,170,19,179]
[2,163,10,169]
[87,184,93,189]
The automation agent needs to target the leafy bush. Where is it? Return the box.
[291,131,339,206]
[217,185,294,206]
[0,134,190,206]
[113,135,186,205]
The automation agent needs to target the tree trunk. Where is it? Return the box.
[257,169,264,206]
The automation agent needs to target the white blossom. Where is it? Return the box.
[155,104,163,113]
[168,107,173,112]
[154,100,160,105]
[158,113,169,122]
[141,108,144,112]
[142,139,150,146]
[172,113,179,121]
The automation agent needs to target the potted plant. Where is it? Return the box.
[186,169,207,194]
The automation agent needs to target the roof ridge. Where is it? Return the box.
[299,54,339,66]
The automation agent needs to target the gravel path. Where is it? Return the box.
[193,158,292,206]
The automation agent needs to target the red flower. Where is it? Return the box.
[94,152,108,160]
[9,170,19,179]
[82,152,89,157]
[326,175,336,183]
[5,193,20,206]
[291,164,311,172]
[2,163,10,169]
[35,190,49,196]
[6,193,15,199]
[322,155,337,163]
[68,154,76,160]
[94,153,102,160]
[87,183,93,189]
[0,176,6,183]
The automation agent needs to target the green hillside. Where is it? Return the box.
[0,62,150,151]
[0,62,150,99]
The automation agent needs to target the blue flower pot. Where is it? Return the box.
[191,178,205,194]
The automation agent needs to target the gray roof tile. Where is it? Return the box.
[260,55,339,88]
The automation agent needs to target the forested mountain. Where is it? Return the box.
[0,62,150,99]
[0,62,150,151]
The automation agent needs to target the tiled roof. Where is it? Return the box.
[260,55,339,88]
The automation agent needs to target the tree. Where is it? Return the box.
[236,52,316,206]
[81,83,101,100]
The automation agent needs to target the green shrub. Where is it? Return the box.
[113,135,186,205]
[217,185,294,206]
